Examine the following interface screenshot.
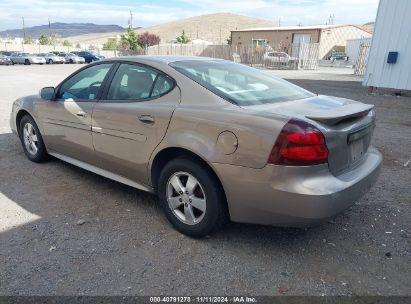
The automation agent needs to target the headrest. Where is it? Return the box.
[127,70,154,93]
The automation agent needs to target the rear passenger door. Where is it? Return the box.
[91,62,180,185]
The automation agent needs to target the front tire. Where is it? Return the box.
[158,157,228,238]
[19,115,48,162]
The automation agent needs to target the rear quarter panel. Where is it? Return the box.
[144,59,290,172]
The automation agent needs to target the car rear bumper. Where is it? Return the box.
[213,147,382,227]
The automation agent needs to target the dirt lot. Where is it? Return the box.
[0,64,410,296]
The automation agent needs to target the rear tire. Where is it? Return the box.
[19,115,48,163]
[24,59,30,65]
[158,157,228,238]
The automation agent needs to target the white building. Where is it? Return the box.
[364,0,411,91]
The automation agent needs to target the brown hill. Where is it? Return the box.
[135,13,276,44]
[67,13,276,45]
[359,22,375,33]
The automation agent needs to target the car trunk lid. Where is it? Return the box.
[243,95,375,175]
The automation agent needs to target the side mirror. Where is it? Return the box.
[40,87,56,100]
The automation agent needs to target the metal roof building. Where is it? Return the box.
[231,24,371,59]
[364,0,411,91]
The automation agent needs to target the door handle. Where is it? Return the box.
[76,111,87,118]
[138,115,155,124]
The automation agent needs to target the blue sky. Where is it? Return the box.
[0,0,379,31]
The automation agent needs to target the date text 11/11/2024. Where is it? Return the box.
[149,296,257,303]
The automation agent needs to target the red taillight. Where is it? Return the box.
[268,119,329,166]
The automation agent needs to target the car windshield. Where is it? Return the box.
[170,60,314,106]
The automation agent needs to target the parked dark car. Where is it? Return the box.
[1,51,15,57]
[0,54,13,65]
[76,51,105,63]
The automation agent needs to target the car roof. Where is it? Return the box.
[109,55,226,66]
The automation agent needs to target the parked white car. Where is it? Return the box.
[61,53,86,64]
[42,53,66,64]
[263,51,296,65]
[10,53,46,65]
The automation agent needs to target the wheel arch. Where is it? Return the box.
[16,109,33,137]
[150,147,229,215]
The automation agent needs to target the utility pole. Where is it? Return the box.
[326,14,335,25]
[22,17,26,39]
[129,11,133,28]
[48,18,52,41]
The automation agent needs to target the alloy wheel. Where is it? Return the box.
[166,171,207,225]
[23,122,38,156]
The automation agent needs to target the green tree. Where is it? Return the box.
[50,34,61,46]
[120,26,141,53]
[176,30,190,44]
[75,43,81,49]
[88,44,96,50]
[103,38,119,50]
[23,36,33,44]
[62,40,72,47]
[38,34,50,45]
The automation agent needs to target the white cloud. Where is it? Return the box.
[0,0,379,31]
[184,0,379,25]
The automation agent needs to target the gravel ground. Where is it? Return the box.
[0,64,409,296]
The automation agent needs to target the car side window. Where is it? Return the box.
[106,63,173,101]
[58,63,112,100]
[151,74,173,97]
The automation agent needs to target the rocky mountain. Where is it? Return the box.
[0,23,126,39]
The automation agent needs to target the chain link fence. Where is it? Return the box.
[354,40,371,76]
[119,42,320,70]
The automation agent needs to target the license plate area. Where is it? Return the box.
[348,124,373,163]
[349,139,366,162]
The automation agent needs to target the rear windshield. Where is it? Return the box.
[170,60,314,106]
